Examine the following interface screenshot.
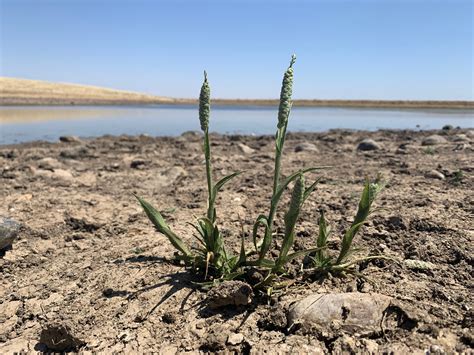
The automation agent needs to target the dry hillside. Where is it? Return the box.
[0,77,176,105]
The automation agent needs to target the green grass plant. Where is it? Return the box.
[309,178,385,273]
[135,55,384,290]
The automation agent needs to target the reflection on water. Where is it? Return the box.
[0,105,473,144]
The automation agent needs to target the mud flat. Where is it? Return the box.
[0,129,472,353]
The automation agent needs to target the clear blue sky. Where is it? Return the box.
[1,0,473,100]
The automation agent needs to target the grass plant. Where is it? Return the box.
[309,178,385,273]
[135,55,384,289]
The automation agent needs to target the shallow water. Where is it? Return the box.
[0,105,472,144]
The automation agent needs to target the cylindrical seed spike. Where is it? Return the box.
[277,54,296,129]
[199,71,210,132]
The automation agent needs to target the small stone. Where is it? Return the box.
[59,135,82,143]
[237,143,255,154]
[130,159,147,169]
[38,157,62,170]
[227,333,244,346]
[0,216,21,251]
[466,130,474,138]
[430,344,445,354]
[425,170,445,180]
[357,139,382,151]
[453,134,469,142]
[52,169,74,181]
[294,142,319,153]
[181,130,203,138]
[422,135,448,146]
[60,147,90,159]
[442,125,453,130]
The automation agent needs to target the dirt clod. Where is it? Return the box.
[39,323,85,352]
[206,281,253,309]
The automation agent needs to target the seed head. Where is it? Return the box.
[199,71,210,132]
[277,54,296,129]
[284,173,305,237]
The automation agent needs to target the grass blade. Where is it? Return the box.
[135,195,193,259]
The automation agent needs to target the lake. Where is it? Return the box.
[0,105,472,144]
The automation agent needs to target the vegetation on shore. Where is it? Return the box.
[135,56,384,291]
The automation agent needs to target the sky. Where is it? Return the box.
[1,0,473,100]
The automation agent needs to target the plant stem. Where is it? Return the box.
[204,129,214,222]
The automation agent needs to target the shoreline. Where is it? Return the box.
[1,98,473,110]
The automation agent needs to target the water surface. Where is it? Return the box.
[1,105,472,144]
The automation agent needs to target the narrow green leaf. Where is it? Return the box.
[252,214,269,251]
[135,195,193,258]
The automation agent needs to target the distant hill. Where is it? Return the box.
[0,77,178,105]
[1,77,472,109]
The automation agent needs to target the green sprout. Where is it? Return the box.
[310,178,385,273]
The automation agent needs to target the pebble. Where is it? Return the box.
[422,135,447,146]
[130,159,147,169]
[453,134,469,142]
[429,344,445,354]
[357,139,382,151]
[227,333,244,345]
[59,135,82,143]
[294,142,319,153]
[0,216,21,251]
[237,143,255,155]
[38,157,62,170]
[425,170,445,180]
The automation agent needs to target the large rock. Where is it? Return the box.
[288,293,392,336]
[357,139,382,151]
[0,217,20,251]
[422,135,447,146]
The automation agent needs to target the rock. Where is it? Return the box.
[294,142,319,153]
[404,259,436,270]
[357,139,382,151]
[60,147,90,159]
[227,333,244,346]
[130,158,147,169]
[59,135,82,143]
[181,130,203,138]
[453,134,469,142]
[0,217,21,251]
[237,143,255,155]
[466,130,474,138]
[52,169,74,181]
[206,281,253,309]
[425,170,445,180]
[430,344,445,354]
[288,292,392,336]
[442,125,453,131]
[38,157,62,170]
[39,323,85,352]
[422,135,448,146]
